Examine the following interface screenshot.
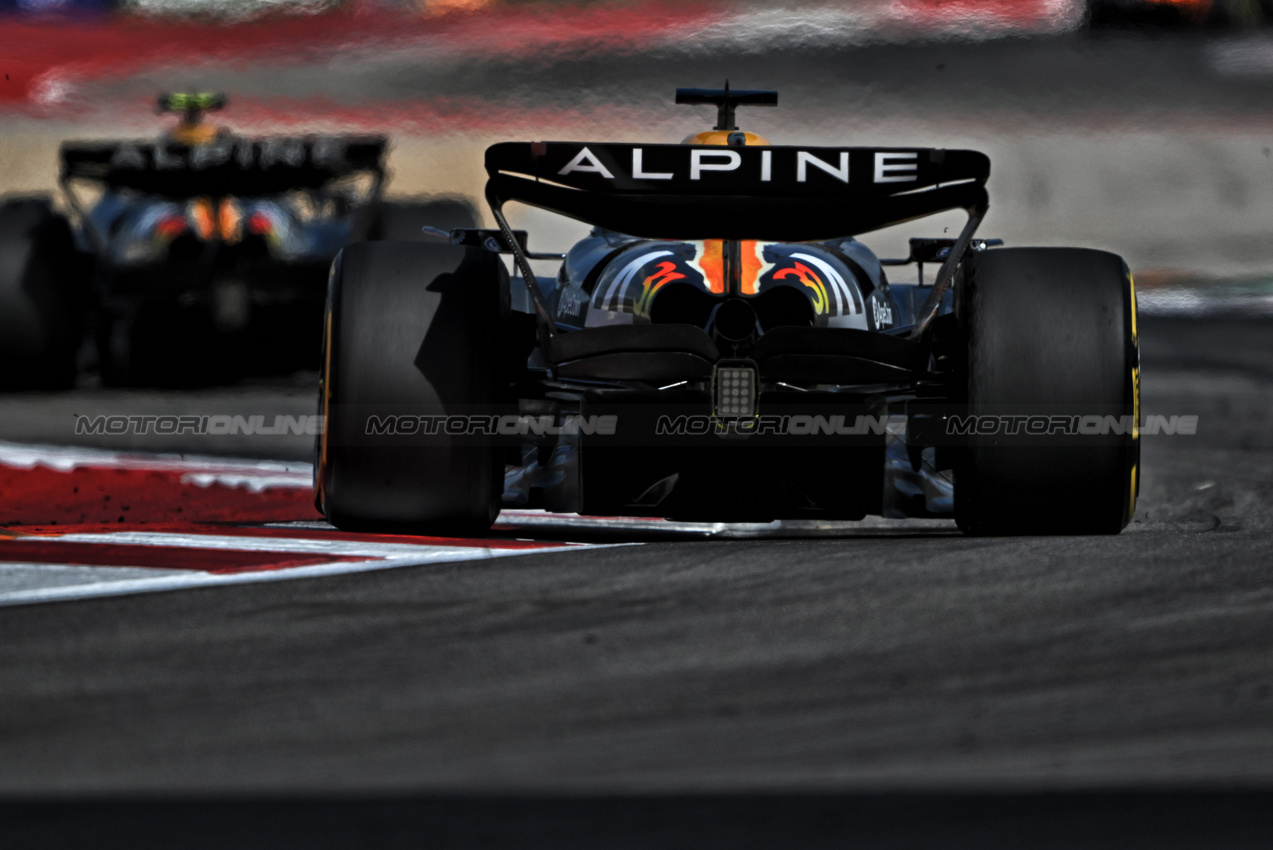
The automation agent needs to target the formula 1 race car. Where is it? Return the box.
[0,93,473,388]
[315,86,1140,535]
[1087,0,1273,29]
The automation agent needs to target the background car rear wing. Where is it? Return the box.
[60,135,387,198]
[483,141,990,342]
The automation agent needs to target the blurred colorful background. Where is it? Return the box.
[4,0,1273,287]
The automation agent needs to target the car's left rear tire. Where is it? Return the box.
[366,196,478,242]
[315,241,509,534]
[0,198,88,390]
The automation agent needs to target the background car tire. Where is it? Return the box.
[0,198,89,390]
[315,241,509,534]
[955,247,1139,535]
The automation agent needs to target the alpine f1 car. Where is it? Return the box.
[0,93,472,388]
[315,86,1140,536]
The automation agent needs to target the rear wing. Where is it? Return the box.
[60,135,387,198]
[484,141,990,345]
[484,141,989,242]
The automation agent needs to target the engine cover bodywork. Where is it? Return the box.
[553,234,897,337]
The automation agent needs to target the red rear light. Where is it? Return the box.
[155,214,187,239]
[247,211,273,236]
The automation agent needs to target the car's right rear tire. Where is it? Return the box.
[315,241,509,534]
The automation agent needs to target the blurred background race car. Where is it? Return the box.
[0,92,475,389]
[1087,0,1273,27]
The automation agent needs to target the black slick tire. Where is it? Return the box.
[367,196,478,242]
[0,198,88,390]
[315,241,508,534]
[955,247,1140,535]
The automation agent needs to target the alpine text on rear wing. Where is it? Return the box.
[485,142,990,241]
[60,135,387,197]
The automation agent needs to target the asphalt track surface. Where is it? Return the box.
[1,316,1272,847]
